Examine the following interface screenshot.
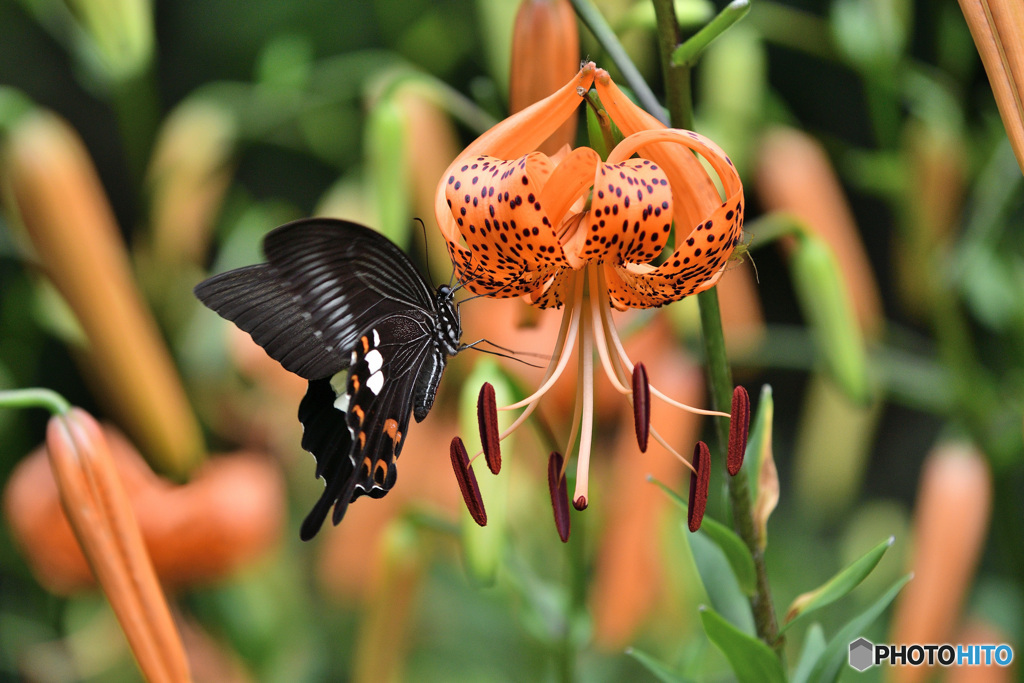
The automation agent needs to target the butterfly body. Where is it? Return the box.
[195,218,461,540]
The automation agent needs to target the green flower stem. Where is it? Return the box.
[698,290,782,655]
[652,0,693,130]
[0,388,71,415]
[672,0,751,68]
[570,0,668,125]
[652,0,783,656]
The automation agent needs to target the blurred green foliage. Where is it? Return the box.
[1,0,1022,681]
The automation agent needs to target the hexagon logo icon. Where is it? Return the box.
[849,638,875,672]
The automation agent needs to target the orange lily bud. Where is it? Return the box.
[147,98,236,266]
[4,111,204,475]
[509,0,580,154]
[888,443,993,683]
[41,408,188,682]
[957,0,1024,173]
[4,423,284,593]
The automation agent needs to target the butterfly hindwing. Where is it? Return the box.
[298,318,433,539]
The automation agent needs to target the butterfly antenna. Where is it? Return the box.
[451,262,486,296]
[461,342,546,369]
[413,217,437,285]
[464,338,550,360]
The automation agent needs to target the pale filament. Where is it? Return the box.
[561,331,585,482]
[572,285,596,505]
[466,274,581,468]
[589,267,631,395]
[490,278,577,444]
[650,425,696,474]
[595,267,730,419]
[499,272,585,411]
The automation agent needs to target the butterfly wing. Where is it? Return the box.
[298,313,442,540]
[193,264,345,379]
[195,218,454,541]
[261,218,438,359]
[194,218,438,378]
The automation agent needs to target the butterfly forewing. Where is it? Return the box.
[262,220,437,358]
[193,264,345,379]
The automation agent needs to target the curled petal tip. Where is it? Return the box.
[547,452,570,542]
[727,386,750,476]
[632,362,650,452]
[450,437,487,526]
[477,382,501,475]
[688,441,711,532]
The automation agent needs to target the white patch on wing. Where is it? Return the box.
[367,370,384,395]
[372,328,380,346]
[330,373,350,411]
[365,348,384,374]
[333,392,350,412]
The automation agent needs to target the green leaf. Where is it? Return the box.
[781,536,895,633]
[789,232,871,405]
[745,384,773,495]
[791,623,827,683]
[689,531,755,633]
[809,573,912,683]
[699,605,786,683]
[365,95,410,248]
[625,647,695,683]
[748,385,778,549]
[457,360,515,585]
[650,477,757,597]
[698,515,757,597]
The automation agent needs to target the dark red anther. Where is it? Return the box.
[450,437,487,526]
[548,452,570,542]
[688,441,711,532]
[478,382,501,474]
[727,385,750,476]
[632,362,650,452]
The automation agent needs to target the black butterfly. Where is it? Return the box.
[195,218,462,540]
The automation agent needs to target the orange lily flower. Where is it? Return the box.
[435,62,743,518]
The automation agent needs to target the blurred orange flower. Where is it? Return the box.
[4,421,284,593]
[888,442,993,683]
